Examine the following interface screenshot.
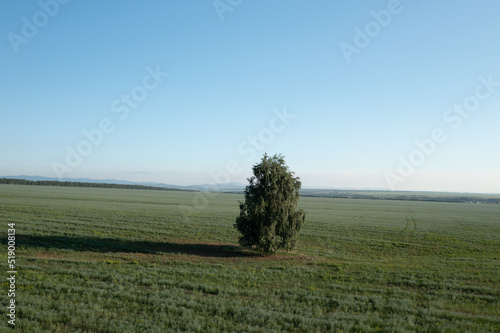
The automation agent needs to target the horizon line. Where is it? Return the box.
[1,174,500,196]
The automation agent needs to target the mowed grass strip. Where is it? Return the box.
[0,184,499,332]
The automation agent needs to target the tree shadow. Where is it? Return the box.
[19,234,262,258]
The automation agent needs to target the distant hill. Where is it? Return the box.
[0,175,246,192]
[2,176,499,204]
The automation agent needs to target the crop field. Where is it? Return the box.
[0,184,499,332]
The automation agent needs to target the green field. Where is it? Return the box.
[1,184,499,332]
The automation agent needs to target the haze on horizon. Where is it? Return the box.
[1,1,499,194]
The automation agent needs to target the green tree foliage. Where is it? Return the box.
[235,154,306,252]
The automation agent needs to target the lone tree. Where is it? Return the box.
[235,154,306,253]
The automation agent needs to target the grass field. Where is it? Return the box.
[1,184,499,332]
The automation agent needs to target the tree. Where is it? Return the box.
[235,154,306,253]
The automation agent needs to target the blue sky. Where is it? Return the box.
[1,0,499,193]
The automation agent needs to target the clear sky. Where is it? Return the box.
[1,0,499,193]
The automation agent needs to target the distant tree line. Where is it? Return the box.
[0,178,189,192]
[300,191,500,205]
